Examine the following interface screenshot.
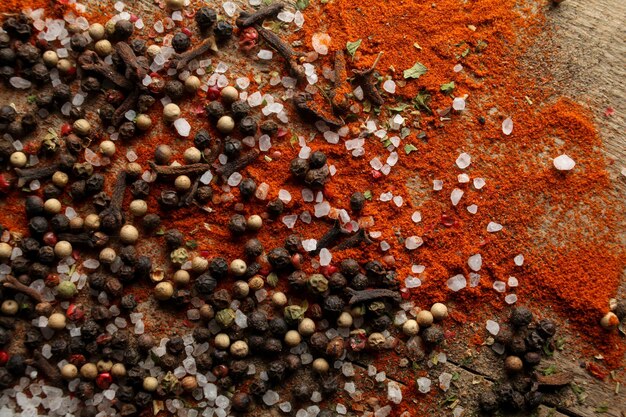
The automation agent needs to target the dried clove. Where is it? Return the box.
[2,275,43,303]
[293,92,342,127]
[149,162,212,176]
[171,37,217,71]
[346,287,401,305]
[214,149,260,180]
[352,51,384,106]
[78,50,133,90]
[333,229,372,251]
[111,88,140,127]
[236,3,285,28]
[310,222,342,256]
[331,50,351,113]
[179,177,201,207]
[115,41,149,80]
[28,351,62,385]
[15,164,59,183]
[253,24,305,81]
[56,232,108,248]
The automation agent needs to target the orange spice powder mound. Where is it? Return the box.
[291,0,626,367]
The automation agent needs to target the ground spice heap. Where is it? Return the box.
[0,0,623,416]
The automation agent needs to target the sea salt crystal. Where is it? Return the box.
[456,152,471,169]
[341,362,354,377]
[467,204,478,214]
[247,91,263,107]
[302,239,317,252]
[487,222,503,232]
[300,211,312,224]
[302,188,314,202]
[282,215,298,229]
[262,390,279,406]
[493,281,506,293]
[311,33,331,55]
[236,77,250,89]
[9,77,32,89]
[259,135,271,152]
[454,64,463,72]
[82,259,100,270]
[222,2,237,16]
[450,188,464,206]
[514,254,524,266]
[447,274,466,292]
[439,372,453,391]
[458,173,470,183]
[468,254,482,272]
[278,189,292,203]
[505,294,518,304]
[278,10,295,22]
[452,97,466,111]
[314,201,330,217]
[379,192,393,202]
[405,276,421,288]
[411,211,422,223]
[387,381,402,404]
[323,131,339,144]
[492,343,505,355]
[473,177,486,189]
[199,170,213,185]
[433,180,443,191]
[502,117,513,135]
[279,402,292,412]
[387,152,399,166]
[486,320,500,335]
[299,146,311,159]
[173,119,191,137]
[553,154,575,171]
[508,276,519,287]
[255,182,269,200]
[382,80,396,94]
[370,157,383,170]
[416,377,431,393]
[319,248,332,266]
[405,236,423,250]
[294,10,305,26]
[393,196,403,207]
[227,172,242,187]
[353,86,364,100]
[257,49,273,60]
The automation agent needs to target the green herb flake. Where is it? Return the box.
[382,139,392,147]
[542,364,557,376]
[451,372,460,381]
[155,229,165,236]
[363,190,372,200]
[595,405,609,413]
[387,102,409,112]
[26,95,36,104]
[440,81,455,94]
[413,91,432,114]
[295,0,309,10]
[346,39,362,57]
[403,62,428,79]
[404,144,418,155]
[186,240,198,250]
[400,127,411,139]
[290,134,298,148]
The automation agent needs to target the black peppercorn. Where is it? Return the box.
[224,138,242,157]
[42,184,62,200]
[537,319,557,338]
[114,20,134,41]
[196,186,213,203]
[268,247,291,270]
[267,198,284,217]
[524,351,541,366]
[290,158,309,179]
[25,195,44,217]
[247,311,269,333]
[142,214,161,231]
[38,246,55,264]
[0,369,15,389]
[209,289,231,309]
[239,116,257,136]
[283,234,302,254]
[268,317,288,336]
[194,129,212,150]
[323,295,345,315]
[21,113,37,133]
[129,39,146,55]
[167,336,185,354]
[196,7,217,31]
[267,360,287,382]
[238,178,256,200]
[77,383,95,401]
[209,257,229,278]
[164,229,184,250]
[509,306,533,328]
[263,338,282,354]
[120,294,137,310]
[328,272,347,290]
[0,48,15,65]
[509,335,527,355]
[260,120,278,136]
[70,33,89,52]
[137,94,155,113]
[206,101,225,121]
[118,121,136,139]
[28,216,48,235]
[23,329,42,349]
[6,354,25,375]
[350,192,366,212]
[16,43,39,65]
[165,80,185,101]
[244,239,263,258]
[478,390,498,412]
[309,332,329,353]
[0,33,9,49]
[53,83,71,103]
[86,174,105,195]
[172,32,191,53]
[292,383,311,401]
[231,392,251,412]
[214,21,233,41]
[130,180,150,199]
[30,63,49,84]
[195,273,217,295]
[98,103,116,125]
[320,375,339,394]
[309,151,327,169]
[249,379,268,396]
[231,100,251,119]
[304,166,330,188]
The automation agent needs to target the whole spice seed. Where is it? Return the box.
[78,50,133,90]
[236,3,285,28]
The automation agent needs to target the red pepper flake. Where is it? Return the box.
[0,174,11,193]
[586,362,609,380]
[371,170,382,179]
[67,304,85,321]
[207,86,221,101]
[183,319,193,328]
[43,232,57,246]
[129,14,138,23]
[60,123,72,136]
[182,27,192,37]
[604,107,615,117]
[69,354,85,366]
[440,214,455,227]
[0,351,9,366]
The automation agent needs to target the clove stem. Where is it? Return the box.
[236,3,285,28]
[347,288,401,305]
[2,275,43,303]
[333,229,372,251]
[78,50,133,90]
[215,149,260,180]
[254,24,305,81]
[15,164,59,182]
[310,222,342,256]
[150,162,212,176]
[172,37,217,71]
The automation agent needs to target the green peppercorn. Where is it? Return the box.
[56,281,77,299]
[307,274,328,294]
